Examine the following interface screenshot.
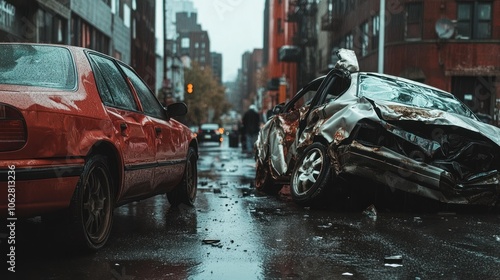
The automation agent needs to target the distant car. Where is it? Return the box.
[0,43,199,250]
[255,49,500,208]
[197,123,223,144]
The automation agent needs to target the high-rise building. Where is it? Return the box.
[175,12,211,69]
[211,52,223,83]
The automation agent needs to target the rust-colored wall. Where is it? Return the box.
[267,0,297,104]
[333,0,500,125]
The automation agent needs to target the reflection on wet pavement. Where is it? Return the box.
[2,138,500,279]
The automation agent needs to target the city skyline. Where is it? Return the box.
[156,0,265,82]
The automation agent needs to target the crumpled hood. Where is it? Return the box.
[310,96,500,148]
[372,99,500,146]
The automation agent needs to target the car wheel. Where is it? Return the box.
[255,159,282,195]
[291,143,332,206]
[69,154,114,251]
[168,147,198,207]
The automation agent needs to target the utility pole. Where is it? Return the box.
[378,0,385,74]
[163,0,168,81]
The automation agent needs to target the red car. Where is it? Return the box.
[0,43,198,250]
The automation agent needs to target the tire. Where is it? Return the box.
[290,143,332,206]
[69,154,114,251]
[255,159,282,195]
[168,147,198,207]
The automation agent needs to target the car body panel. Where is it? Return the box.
[0,43,196,217]
[255,76,324,180]
[256,49,500,206]
[151,115,191,194]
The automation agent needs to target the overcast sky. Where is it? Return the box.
[185,0,266,82]
[155,0,265,82]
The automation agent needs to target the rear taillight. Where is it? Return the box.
[0,104,27,152]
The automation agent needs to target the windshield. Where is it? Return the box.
[358,74,476,118]
[0,44,76,90]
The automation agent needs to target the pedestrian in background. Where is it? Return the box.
[242,104,261,154]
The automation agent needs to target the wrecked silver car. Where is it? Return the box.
[255,49,500,207]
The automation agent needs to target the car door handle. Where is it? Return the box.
[120,123,128,131]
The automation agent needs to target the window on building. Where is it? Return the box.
[123,3,131,28]
[372,15,380,49]
[333,0,347,15]
[360,21,369,56]
[71,16,110,54]
[457,1,492,39]
[81,22,91,48]
[118,0,124,19]
[132,18,136,39]
[405,2,422,40]
[345,33,353,49]
[36,9,66,44]
[36,10,53,43]
[181,37,190,48]
[53,17,66,44]
[277,18,283,33]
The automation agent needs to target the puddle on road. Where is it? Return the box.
[189,261,263,280]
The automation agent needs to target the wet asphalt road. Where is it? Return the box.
[2,135,500,279]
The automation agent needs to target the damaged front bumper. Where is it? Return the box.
[336,141,500,206]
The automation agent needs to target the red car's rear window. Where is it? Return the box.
[0,44,76,90]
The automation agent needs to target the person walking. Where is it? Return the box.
[242,104,261,154]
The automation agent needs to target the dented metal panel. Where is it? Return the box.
[255,48,500,206]
[0,43,196,217]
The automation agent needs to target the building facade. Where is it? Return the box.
[265,0,298,105]
[210,51,222,83]
[264,0,318,108]
[0,0,159,95]
[0,0,70,45]
[263,0,500,126]
[175,12,211,70]
[320,0,500,125]
[130,0,156,91]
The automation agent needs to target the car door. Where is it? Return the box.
[88,53,156,200]
[118,63,188,193]
[297,69,352,143]
[267,77,324,176]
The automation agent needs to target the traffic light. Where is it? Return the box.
[187,83,193,94]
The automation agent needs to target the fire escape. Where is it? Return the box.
[319,0,343,72]
[280,0,318,89]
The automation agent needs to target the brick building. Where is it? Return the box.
[320,0,500,125]
[264,0,500,125]
[264,0,298,105]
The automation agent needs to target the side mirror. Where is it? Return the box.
[166,102,187,118]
